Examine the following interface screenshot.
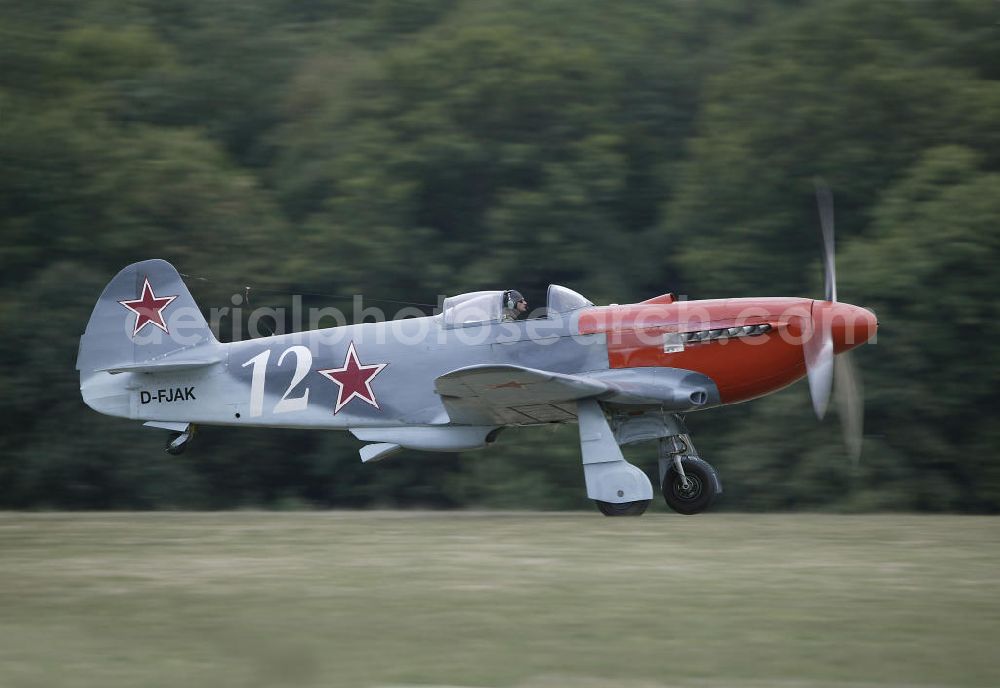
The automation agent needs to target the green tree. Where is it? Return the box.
[3,0,999,511]
[658,0,1000,300]
[843,146,1000,510]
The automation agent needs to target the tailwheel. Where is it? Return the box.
[662,457,719,515]
[165,432,187,455]
[164,425,195,456]
[595,499,650,517]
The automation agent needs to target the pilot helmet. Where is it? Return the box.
[504,290,525,310]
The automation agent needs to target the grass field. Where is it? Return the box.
[1,512,998,688]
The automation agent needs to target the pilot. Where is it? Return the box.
[501,290,528,322]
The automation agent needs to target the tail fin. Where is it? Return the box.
[77,259,222,376]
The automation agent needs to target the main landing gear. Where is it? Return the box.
[577,400,654,516]
[651,423,722,516]
[660,451,720,515]
[578,404,722,517]
[595,499,650,516]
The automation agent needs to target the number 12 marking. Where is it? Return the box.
[241,345,313,417]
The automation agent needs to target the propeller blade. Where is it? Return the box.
[835,351,864,466]
[803,310,833,420]
[814,180,837,303]
[810,181,866,462]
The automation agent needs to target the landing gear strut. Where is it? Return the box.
[577,400,654,517]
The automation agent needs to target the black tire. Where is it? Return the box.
[662,457,719,515]
[595,499,650,516]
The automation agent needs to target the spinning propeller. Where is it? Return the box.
[803,182,870,464]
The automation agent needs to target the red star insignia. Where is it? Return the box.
[490,380,528,389]
[118,277,178,337]
[316,341,388,414]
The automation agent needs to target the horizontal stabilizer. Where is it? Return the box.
[143,421,191,432]
[102,356,223,375]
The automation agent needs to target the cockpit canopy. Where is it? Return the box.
[545,284,593,314]
[440,285,593,328]
[441,291,503,328]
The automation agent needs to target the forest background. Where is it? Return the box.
[2,0,998,511]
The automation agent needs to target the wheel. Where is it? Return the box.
[595,499,650,516]
[662,457,719,515]
[165,432,187,455]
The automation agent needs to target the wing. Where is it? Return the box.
[435,364,722,425]
[434,364,610,425]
